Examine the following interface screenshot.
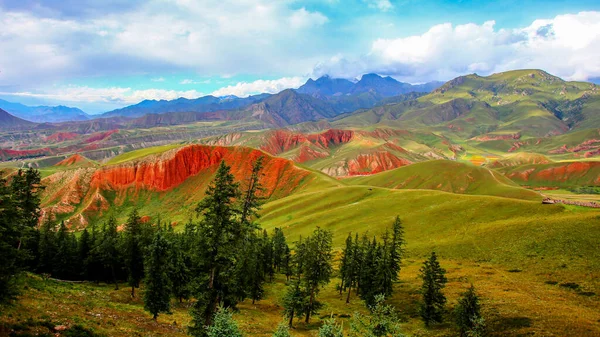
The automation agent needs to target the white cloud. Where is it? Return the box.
[0,86,203,104]
[365,0,393,12]
[180,79,211,85]
[151,77,165,82]
[0,76,306,105]
[314,11,600,82]
[211,77,307,97]
[289,7,329,29]
[0,1,330,87]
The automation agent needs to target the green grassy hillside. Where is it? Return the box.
[343,160,541,200]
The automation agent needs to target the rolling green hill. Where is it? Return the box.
[343,159,541,200]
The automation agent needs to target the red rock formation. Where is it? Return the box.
[506,162,600,183]
[90,145,311,196]
[46,132,79,142]
[0,148,52,160]
[508,141,528,152]
[260,129,354,156]
[347,152,411,176]
[295,146,329,163]
[85,129,118,143]
[55,154,86,166]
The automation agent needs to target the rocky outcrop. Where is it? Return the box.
[90,145,311,195]
[85,129,118,143]
[505,162,600,185]
[260,129,354,160]
[46,132,79,143]
[55,154,88,167]
[41,145,314,227]
[321,151,412,176]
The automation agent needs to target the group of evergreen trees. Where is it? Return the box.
[338,216,405,308]
[0,168,43,305]
[419,252,486,336]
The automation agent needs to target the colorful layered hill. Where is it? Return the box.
[54,154,97,168]
[203,128,461,176]
[343,160,541,200]
[40,144,339,228]
[487,152,553,168]
[498,161,600,188]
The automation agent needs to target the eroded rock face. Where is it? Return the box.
[46,132,79,143]
[505,162,600,185]
[260,129,355,158]
[41,145,313,227]
[321,151,412,176]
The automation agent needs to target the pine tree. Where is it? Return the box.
[239,156,264,228]
[359,236,379,308]
[281,278,308,328]
[144,228,172,321]
[10,168,43,253]
[206,307,244,337]
[78,228,92,280]
[349,294,404,337]
[0,176,20,304]
[124,209,144,297]
[389,216,405,282]
[190,160,242,335]
[271,322,292,337]
[339,233,353,295]
[300,227,333,323]
[347,233,362,303]
[99,216,121,290]
[0,168,43,304]
[54,221,77,279]
[248,234,266,304]
[261,229,274,282]
[318,319,344,337]
[86,222,103,283]
[272,228,288,272]
[455,285,485,337]
[420,252,447,326]
[37,219,57,275]
[168,233,191,303]
[282,245,292,281]
[376,230,394,297]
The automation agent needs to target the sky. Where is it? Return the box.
[0,0,600,114]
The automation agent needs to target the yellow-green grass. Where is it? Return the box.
[342,160,541,201]
[105,143,185,165]
[260,186,599,288]
[487,152,552,168]
[4,256,599,337]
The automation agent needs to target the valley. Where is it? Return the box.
[2,69,600,337]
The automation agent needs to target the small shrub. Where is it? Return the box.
[559,282,580,290]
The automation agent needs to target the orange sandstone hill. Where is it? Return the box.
[41,145,337,228]
[203,128,439,176]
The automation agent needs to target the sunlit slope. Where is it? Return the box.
[343,159,541,200]
[260,186,600,286]
[330,69,599,138]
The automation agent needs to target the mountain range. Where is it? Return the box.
[0,99,90,123]
[99,74,442,120]
[0,108,37,130]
